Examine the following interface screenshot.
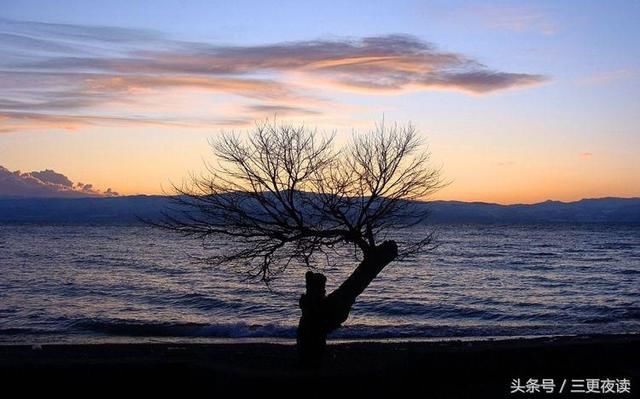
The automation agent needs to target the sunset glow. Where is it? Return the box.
[1,1,638,203]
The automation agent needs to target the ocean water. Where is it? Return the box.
[0,224,638,343]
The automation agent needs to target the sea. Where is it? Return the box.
[0,224,638,344]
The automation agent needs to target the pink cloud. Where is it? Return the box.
[0,20,548,134]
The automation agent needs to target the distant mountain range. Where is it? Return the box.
[0,195,638,225]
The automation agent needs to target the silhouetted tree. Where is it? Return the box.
[157,120,442,365]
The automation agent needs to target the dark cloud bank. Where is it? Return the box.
[0,165,118,198]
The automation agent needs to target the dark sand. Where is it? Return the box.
[1,334,638,397]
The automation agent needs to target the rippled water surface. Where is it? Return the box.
[0,224,638,342]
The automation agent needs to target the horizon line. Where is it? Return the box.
[1,194,638,207]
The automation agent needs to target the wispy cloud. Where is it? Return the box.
[468,5,557,35]
[0,19,547,134]
[243,104,321,116]
[0,110,254,133]
[577,68,637,86]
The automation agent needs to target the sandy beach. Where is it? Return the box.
[1,334,638,396]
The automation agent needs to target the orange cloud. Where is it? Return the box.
[0,110,254,133]
[84,75,295,100]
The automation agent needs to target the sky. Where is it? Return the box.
[0,0,638,204]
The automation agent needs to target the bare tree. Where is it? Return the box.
[157,120,442,364]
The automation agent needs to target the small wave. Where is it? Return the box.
[331,323,585,339]
[0,327,61,336]
[528,252,560,257]
[358,301,504,320]
[580,257,614,262]
[612,269,640,275]
[597,243,635,250]
[66,318,557,339]
[170,292,246,311]
[583,308,640,324]
[70,318,297,338]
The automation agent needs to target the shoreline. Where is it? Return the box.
[2,333,638,395]
[2,331,638,346]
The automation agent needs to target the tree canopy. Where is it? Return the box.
[159,120,442,282]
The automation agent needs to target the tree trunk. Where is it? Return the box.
[297,240,398,366]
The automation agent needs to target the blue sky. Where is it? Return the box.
[1,0,638,202]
